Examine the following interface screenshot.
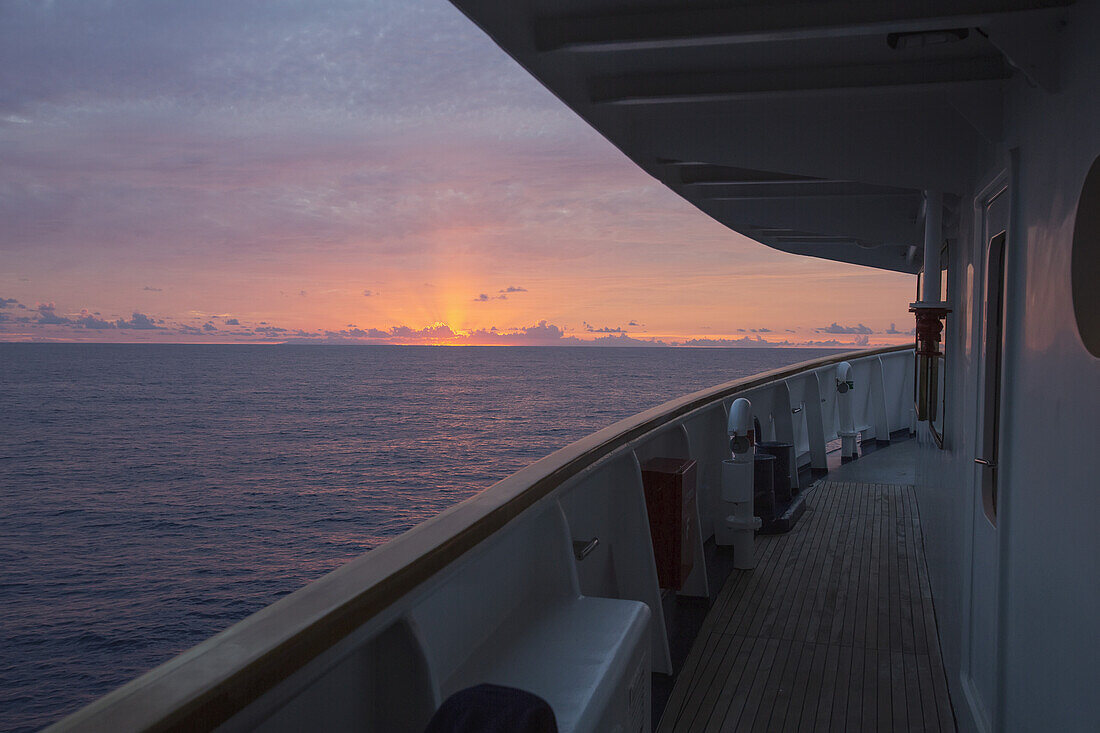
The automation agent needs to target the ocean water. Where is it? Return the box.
[0,343,840,731]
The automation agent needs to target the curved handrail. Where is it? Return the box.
[50,344,911,732]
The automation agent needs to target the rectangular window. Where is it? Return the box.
[978,231,1007,522]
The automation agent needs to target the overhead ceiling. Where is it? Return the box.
[450,0,1071,273]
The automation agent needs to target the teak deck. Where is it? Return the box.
[658,481,955,732]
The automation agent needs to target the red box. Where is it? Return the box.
[640,457,697,590]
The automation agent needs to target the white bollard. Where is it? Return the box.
[836,362,858,460]
[721,398,762,568]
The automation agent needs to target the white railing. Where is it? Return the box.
[50,345,913,733]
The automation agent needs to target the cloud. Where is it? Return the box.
[817,322,874,335]
[299,290,307,297]
[379,323,456,340]
[583,321,626,333]
[681,333,879,348]
[143,286,162,292]
[517,320,563,341]
[115,312,160,329]
[498,286,527,293]
[584,332,668,347]
[0,297,18,308]
[474,289,513,302]
[362,289,375,297]
[75,311,115,329]
[1,295,894,349]
[340,327,390,338]
[683,335,792,348]
[628,320,640,327]
[422,323,456,339]
[885,322,903,334]
[799,336,874,347]
[35,303,69,325]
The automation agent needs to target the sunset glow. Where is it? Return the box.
[0,0,916,348]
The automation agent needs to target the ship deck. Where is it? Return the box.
[658,442,956,731]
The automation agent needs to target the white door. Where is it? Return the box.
[963,183,1009,732]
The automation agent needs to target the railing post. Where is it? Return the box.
[805,374,828,473]
[871,356,891,443]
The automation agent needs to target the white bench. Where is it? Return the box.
[411,502,651,732]
[452,596,650,732]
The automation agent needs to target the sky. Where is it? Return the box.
[0,0,916,347]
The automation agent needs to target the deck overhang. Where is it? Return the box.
[451,0,1072,273]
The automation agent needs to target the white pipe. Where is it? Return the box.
[721,397,760,565]
[721,459,761,567]
[836,361,857,459]
[727,397,753,459]
[923,190,943,303]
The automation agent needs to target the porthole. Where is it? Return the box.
[1072,155,1100,357]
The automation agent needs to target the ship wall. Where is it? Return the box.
[915,3,1100,731]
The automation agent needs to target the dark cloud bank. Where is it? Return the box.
[0,297,889,348]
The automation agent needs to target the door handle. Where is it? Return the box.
[572,538,599,561]
[974,457,996,468]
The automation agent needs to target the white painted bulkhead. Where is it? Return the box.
[914,3,1100,730]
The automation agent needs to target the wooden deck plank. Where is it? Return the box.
[657,478,955,732]
[683,634,753,732]
[900,486,929,657]
[843,641,866,731]
[820,480,860,646]
[905,484,957,732]
[877,485,894,655]
[704,636,769,732]
[658,624,720,725]
[760,638,804,731]
[710,532,791,638]
[748,638,795,732]
[765,485,836,643]
[756,484,840,642]
[660,631,735,732]
[890,651,910,731]
[866,485,884,652]
[859,646,878,731]
[739,633,792,730]
[915,650,938,733]
[851,483,874,651]
[780,637,819,729]
[812,640,843,730]
[829,643,854,732]
[802,483,849,645]
[875,646,893,731]
[725,638,784,731]
[796,641,831,732]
